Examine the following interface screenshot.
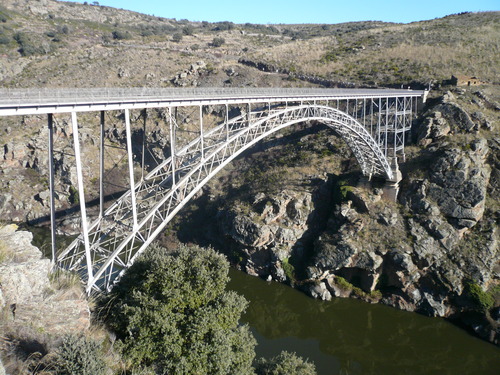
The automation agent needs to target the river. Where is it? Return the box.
[227,268,500,375]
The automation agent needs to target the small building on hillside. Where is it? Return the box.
[451,74,484,86]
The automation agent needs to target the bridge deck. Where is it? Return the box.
[0,87,425,116]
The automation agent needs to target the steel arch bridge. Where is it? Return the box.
[0,88,426,293]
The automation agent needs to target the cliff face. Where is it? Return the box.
[212,88,500,345]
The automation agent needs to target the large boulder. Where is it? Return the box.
[0,225,90,335]
[0,224,50,309]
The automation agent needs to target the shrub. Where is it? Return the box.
[172,33,182,42]
[0,35,10,45]
[213,21,234,31]
[464,280,494,311]
[0,10,9,23]
[255,351,317,375]
[13,32,46,56]
[335,276,353,290]
[68,185,79,205]
[52,335,106,375]
[59,25,70,35]
[211,37,225,47]
[182,25,194,36]
[282,258,296,282]
[112,30,131,40]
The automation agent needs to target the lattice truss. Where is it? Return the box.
[56,97,416,293]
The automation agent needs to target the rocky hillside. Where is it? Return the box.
[0,1,498,89]
[0,0,498,349]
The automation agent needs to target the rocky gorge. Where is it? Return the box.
[0,2,498,370]
[177,88,499,345]
[0,87,498,351]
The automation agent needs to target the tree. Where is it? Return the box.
[98,244,256,374]
[255,351,317,375]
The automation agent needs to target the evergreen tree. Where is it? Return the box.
[255,351,317,375]
[98,244,256,374]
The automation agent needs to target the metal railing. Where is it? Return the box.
[0,87,425,106]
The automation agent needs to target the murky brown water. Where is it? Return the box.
[228,268,500,375]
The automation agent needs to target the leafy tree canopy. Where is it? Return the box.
[98,243,256,374]
[255,351,317,375]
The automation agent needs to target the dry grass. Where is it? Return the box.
[245,12,500,86]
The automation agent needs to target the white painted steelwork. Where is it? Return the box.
[0,88,426,293]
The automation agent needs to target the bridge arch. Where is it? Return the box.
[60,104,393,293]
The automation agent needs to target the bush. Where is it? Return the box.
[282,258,296,282]
[213,21,234,31]
[13,32,46,56]
[172,33,182,43]
[0,35,10,45]
[59,25,70,35]
[211,37,225,47]
[182,25,194,36]
[52,335,106,375]
[98,244,256,374]
[255,351,317,375]
[112,30,131,40]
[464,280,494,311]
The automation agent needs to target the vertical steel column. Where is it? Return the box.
[362,98,366,128]
[402,97,408,162]
[141,110,147,180]
[377,97,382,146]
[225,104,229,141]
[385,98,389,158]
[370,99,374,137]
[71,112,93,282]
[169,106,176,187]
[199,105,204,159]
[47,114,57,264]
[394,98,398,158]
[99,111,105,218]
[124,109,138,231]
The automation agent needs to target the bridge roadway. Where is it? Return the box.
[0,87,425,116]
[0,87,426,293]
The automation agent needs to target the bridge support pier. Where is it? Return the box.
[383,157,402,202]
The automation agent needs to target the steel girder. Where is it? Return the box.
[56,104,395,293]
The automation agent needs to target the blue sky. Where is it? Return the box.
[73,0,499,24]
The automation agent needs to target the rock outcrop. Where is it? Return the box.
[172,60,208,87]
[218,178,332,281]
[0,225,90,336]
